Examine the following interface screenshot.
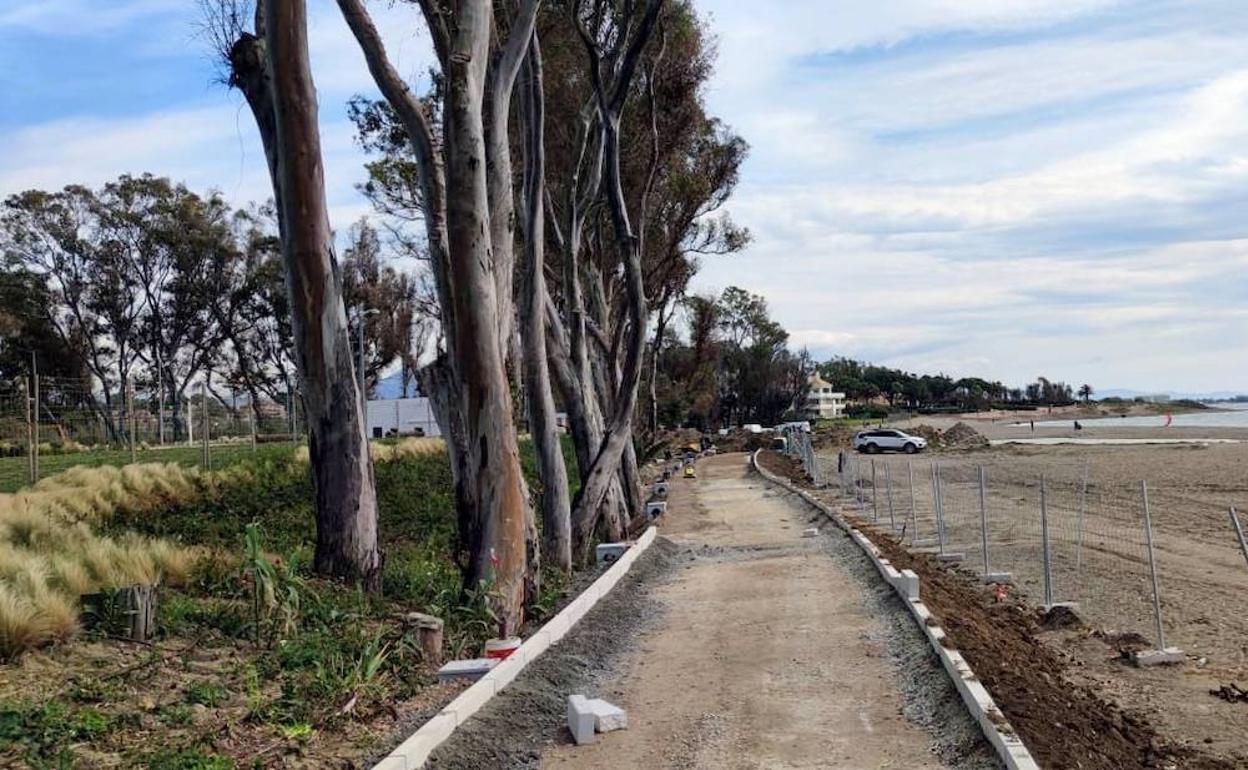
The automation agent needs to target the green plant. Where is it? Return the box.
[280,722,313,741]
[241,524,302,647]
[158,704,195,726]
[430,578,501,659]
[142,746,234,770]
[184,682,228,708]
[0,699,117,764]
[243,665,268,723]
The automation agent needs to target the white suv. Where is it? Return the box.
[853,429,927,454]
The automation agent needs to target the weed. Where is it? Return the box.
[0,699,117,763]
[141,746,234,770]
[184,681,228,708]
[158,704,195,726]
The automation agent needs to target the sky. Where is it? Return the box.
[2,1,1247,394]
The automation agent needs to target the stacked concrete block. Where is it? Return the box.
[567,695,597,745]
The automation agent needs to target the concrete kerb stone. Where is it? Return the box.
[388,711,455,768]
[370,526,660,770]
[749,451,1042,770]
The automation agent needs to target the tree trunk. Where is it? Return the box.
[262,0,381,588]
[443,0,530,632]
[520,37,572,573]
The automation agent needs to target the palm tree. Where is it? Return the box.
[1078,384,1094,402]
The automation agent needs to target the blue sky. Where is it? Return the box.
[2,0,1247,393]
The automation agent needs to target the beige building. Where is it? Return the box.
[804,373,846,419]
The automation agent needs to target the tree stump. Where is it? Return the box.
[85,585,158,642]
[120,585,158,642]
[406,612,444,665]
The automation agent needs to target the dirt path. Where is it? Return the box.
[541,454,974,769]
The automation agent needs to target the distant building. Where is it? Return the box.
[365,397,441,438]
[1142,394,1171,404]
[803,374,846,419]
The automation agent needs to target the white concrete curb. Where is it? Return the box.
[751,451,1040,770]
[373,526,660,770]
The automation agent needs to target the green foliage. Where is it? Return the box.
[184,682,228,708]
[0,699,117,765]
[141,746,234,770]
[430,578,501,659]
[80,587,133,638]
[157,704,195,726]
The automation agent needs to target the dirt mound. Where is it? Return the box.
[907,424,944,447]
[1038,604,1083,630]
[812,424,857,449]
[943,422,989,449]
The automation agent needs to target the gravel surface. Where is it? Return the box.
[424,538,684,769]
[773,485,1001,770]
[424,463,1000,769]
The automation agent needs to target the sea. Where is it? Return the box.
[1015,403,1248,429]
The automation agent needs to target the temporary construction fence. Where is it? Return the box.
[0,375,307,492]
[780,443,1248,664]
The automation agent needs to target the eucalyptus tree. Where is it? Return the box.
[206,0,382,588]
[334,0,546,626]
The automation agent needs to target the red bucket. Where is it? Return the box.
[485,637,522,660]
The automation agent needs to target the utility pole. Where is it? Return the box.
[156,348,165,445]
[30,352,39,481]
[201,381,210,470]
[22,376,34,485]
[126,379,137,464]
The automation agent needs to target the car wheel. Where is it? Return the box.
[904,443,918,454]
[865,443,879,454]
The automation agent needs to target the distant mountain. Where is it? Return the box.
[373,371,420,400]
[1096,387,1247,402]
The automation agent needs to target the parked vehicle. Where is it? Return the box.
[777,421,812,434]
[853,429,927,454]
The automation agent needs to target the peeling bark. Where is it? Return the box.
[234,0,381,588]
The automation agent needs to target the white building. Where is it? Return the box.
[803,373,846,419]
[365,397,441,438]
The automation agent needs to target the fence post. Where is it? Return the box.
[978,466,990,575]
[907,460,919,542]
[1075,460,1089,576]
[157,372,165,446]
[249,400,258,451]
[885,463,897,532]
[1230,507,1248,571]
[201,381,210,470]
[932,463,946,554]
[126,380,137,464]
[23,377,35,485]
[871,459,879,521]
[1040,474,1054,607]
[1140,480,1167,649]
[31,365,40,481]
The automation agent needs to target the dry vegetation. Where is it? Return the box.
[0,438,446,661]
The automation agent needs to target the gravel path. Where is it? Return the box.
[428,453,998,769]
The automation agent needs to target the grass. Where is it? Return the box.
[0,442,298,494]
[0,434,586,768]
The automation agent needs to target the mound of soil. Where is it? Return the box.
[812,425,857,450]
[907,424,944,447]
[1038,604,1084,631]
[943,422,989,449]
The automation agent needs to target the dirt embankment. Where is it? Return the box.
[755,450,1235,770]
